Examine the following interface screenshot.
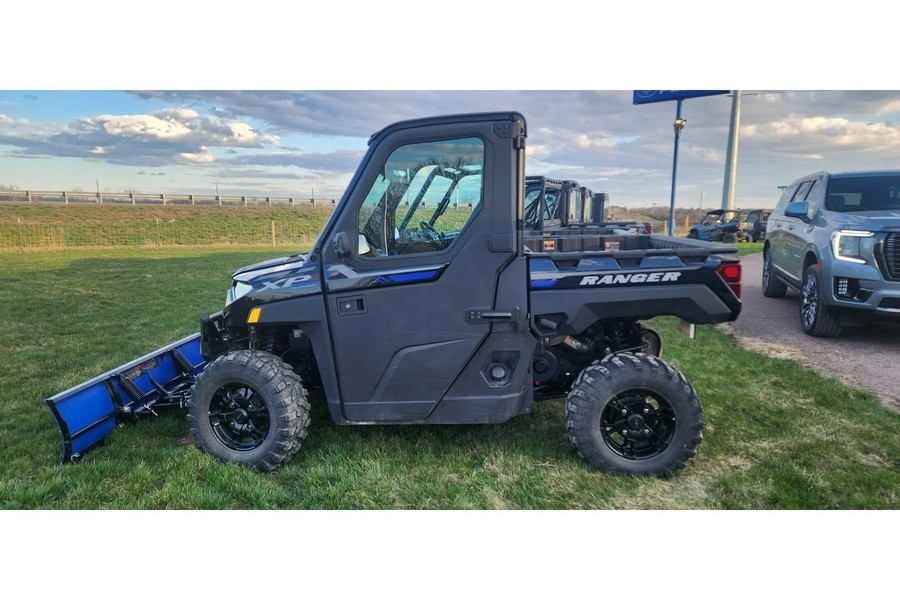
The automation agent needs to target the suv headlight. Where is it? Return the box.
[830,230,875,264]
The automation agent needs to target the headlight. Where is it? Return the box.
[226,280,253,306]
[830,230,875,264]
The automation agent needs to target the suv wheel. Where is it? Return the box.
[762,248,787,298]
[800,265,842,337]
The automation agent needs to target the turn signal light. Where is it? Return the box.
[717,263,742,299]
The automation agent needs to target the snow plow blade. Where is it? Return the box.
[46,332,209,463]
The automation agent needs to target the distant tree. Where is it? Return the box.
[0,184,19,191]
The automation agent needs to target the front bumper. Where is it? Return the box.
[824,259,900,317]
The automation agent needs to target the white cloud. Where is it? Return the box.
[97,113,193,139]
[0,114,8,124]
[158,107,199,121]
[177,147,214,164]
[743,116,900,151]
[90,108,266,148]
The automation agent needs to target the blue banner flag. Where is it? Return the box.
[633,90,729,105]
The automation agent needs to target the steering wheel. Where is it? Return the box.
[419,220,441,245]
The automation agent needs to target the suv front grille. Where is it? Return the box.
[884,233,900,279]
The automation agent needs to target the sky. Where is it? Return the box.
[6,89,900,210]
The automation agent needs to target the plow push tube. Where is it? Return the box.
[45,327,212,464]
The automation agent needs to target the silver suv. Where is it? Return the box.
[763,170,900,337]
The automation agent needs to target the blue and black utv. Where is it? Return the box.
[47,112,743,478]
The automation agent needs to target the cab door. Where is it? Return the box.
[321,113,533,423]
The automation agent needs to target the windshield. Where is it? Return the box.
[701,211,740,225]
[826,175,900,211]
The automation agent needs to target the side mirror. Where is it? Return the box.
[785,201,809,220]
[332,232,351,258]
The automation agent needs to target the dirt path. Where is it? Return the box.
[721,252,900,412]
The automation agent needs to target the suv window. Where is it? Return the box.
[775,184,799,212]
[805,179,822,218]
[793,181,812,203]
[358,137,484,257]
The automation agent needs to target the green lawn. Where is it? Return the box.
[0,245,896,509]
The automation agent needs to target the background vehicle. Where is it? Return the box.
[687,209,746,243]
[48,112,742,478]
[523,176,651,237]
[763,170,900,337]
[740,209,771,243]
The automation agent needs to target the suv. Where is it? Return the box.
[763,170,900,337]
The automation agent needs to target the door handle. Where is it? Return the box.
[466,308,519,323]
[337,295,367,316]
[481,311,514,320]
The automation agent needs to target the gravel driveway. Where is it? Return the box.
[720,252,900,412]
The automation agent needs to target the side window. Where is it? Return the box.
[775,184,799,213]
[794,181,812,203]
[357,137,484,258]
[567,188,582,223]
[544,190,560,221]
[805,179,821,218]
[523,188,542,226]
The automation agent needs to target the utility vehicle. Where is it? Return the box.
[523,176,651,235]
[48,112,742,477]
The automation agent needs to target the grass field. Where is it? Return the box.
[0,204,335,250]
[1,243,897,509]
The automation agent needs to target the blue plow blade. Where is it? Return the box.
[46,332,209,463]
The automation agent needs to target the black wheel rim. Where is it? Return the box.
[208,383,271,452]
[801,272,818,328]
[600,390,676,460]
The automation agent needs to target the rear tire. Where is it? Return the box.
[762,247,787,298]
[800,265,842,337]
[722,232,737,244]
[188,350,310,471]
[566,353,703,477]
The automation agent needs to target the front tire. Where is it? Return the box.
[800,265,842,337]
[566,353,703,477]
[188,350,310,471]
